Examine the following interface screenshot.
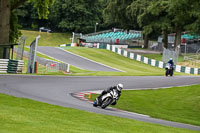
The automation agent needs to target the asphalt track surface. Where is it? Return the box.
[0,75,200,131]
[37,46,121,72]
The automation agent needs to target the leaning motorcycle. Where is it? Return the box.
[165,63,173,76]
[93,89,118,109]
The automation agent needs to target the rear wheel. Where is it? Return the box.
[165,69,169,76]
[101,97,112,109]
[170,70,173,76]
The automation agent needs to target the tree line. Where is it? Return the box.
[17,0,106,33]
[1,0,200,48]
[104,0,200,48]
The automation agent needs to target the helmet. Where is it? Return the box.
[169,58,173,61]
[117,83,123,91]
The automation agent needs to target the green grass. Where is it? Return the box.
[21,30,71,46]
[65,47,186,76]
[141,54,185,62]
[0,93,198,133]
[87,84,200,126]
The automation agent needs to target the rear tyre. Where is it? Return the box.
[101,97,112,109]
[170,70,173,76]
[165,70,168,76]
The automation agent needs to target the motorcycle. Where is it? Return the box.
[93,89,119,109]
[165,63,173,76]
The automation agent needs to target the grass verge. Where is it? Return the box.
[21,30,71,46]
[65,47,186,76]
[86,84,200,126]
[0,93,198,133]
[140,53,184,62]
[141,53,200,68]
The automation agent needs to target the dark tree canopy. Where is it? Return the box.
[1,0,200,47]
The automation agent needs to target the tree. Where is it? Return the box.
[103,0,137,30]
[168,0,193,48]
[127,0,153,48]
[145,0,172,49]
[48,0,103,33]
[0,0,54,44]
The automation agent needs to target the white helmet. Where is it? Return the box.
[117,83,123,91]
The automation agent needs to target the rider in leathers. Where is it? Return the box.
[97,84,123,105]
[168,58,174,69]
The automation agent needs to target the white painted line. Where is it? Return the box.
[124,83,200,91]
[58,47,125,72]
[75,95,84,98]
[25,46,81,70]
[118,109,150,117]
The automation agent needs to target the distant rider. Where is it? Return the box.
[168,58,174,69]
[97,83,123,105]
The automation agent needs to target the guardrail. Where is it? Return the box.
[98,44,200,75]
[0,59,9,73]
[0,59,24,73]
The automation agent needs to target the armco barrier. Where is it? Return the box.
[98,44,200,75]
[0,59,24,73]
[0,59,9,73]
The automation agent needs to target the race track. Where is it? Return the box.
[37,46,121,72]
[0,75,200,131]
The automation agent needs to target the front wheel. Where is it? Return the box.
[101,97,112,109]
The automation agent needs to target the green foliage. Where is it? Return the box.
[21,30,71,46]
[9,10,22,43]
[28,0,55,19]
[9,0,54,43]
[48,0,103,33]
[16,0,104,33]
[9,0,200,44]
[117,85,200,126]
[88,84,200,126]
[104,0,137,29]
